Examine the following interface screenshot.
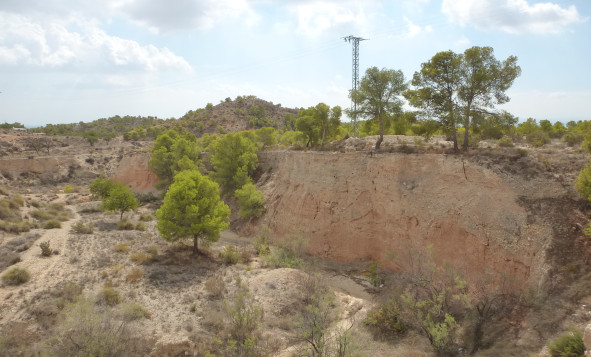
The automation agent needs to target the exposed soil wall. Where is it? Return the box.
[257,151,564,286]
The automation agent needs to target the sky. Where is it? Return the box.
[0,0,589,128]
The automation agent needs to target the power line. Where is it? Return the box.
[343,35,368,137]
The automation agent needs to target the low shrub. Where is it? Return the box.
[114,243,130,254]
[125,267,143,283]
[220,245,242,264]
[2,266,30,285]
[205,275,226,300]
[547,330,585,357]
[71,221,93,234]
[117,219,135,230]
[364,297,406,337]
[135,222,146,231]
[563,131,584,147]
[497,136,514,148]
[39,241,52,257]
[130,252,149,264]
[527,131,550,147]
[96,286,121,306]
[44,219,61,229]
[63,185,78,193]
[139,213,154,222]
[122,303,151,321]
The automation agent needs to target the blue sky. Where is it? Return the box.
[0,0,589,128]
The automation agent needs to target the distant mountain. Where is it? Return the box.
[177,95,299,136]
[30,96,299,140]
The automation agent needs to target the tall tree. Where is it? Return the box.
[404,51,463,151]
[405,47,520,151]
[296,103,342,147]
[209,133,258,195]
[458,46,521,151]
[156,169,230,254]
[350,67,408,150]
[149,129,199,187]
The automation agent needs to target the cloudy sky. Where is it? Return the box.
[0,0,589,127]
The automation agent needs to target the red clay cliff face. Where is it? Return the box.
[112,153,159,193]
[258,151,559,286]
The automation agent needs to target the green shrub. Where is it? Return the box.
[205,275,226,300]
[497,136,514,147]
[220,245,242,264]
[71,221,93,234]
[114,243,130,254]
[122,302,151,321]
[139,213,154,222]
[235,183,264,219]
[563,131,584,147]
[130,252,149,264]
[134,221,146,231]
[527,131,550,147]
[2,267,30,285]
[39,241,52,257]
[117,219,135,230]
[364,298,406,336]
[96,286,121,306]
[263,234,306,268]
[44,219,61,229]
[253,226,271,256]
[63,185,77,193]
[547,330,585,357]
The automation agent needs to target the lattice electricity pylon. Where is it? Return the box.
[343,35,368,137]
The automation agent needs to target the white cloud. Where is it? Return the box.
[401,17,432,38]
[441,0,585,34]
[287,1,378,37]
[113,0,260,32]
[0,12,191,73]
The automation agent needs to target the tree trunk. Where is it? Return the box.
[321,126,326,148]
[120,211,124,221]
[463,104,472,152]
[451,122,459,152]
[193,236,199,255]
[375,114,384,150]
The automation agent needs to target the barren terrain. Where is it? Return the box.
[1,130,591,356]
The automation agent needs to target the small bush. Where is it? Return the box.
[117,219,135,230]
[2,267,30,285]
[39,241,52,257]
[253,226,271,256]
[139,213,154,222]
[122,302,151,321]
[527,131,550,147]
[114,243,130,254]
[125,267,143,283]
[563,131,584,147]
[220,245,242,264]
[44,219,61,229]
[497,136,514,147]
[364,297,406,336]
[63,185,78,193]
[130,252,149,264]
[96,286,121,306]
[135,221,146,231]
[71,221,93,234]
[205,275,226,300]
[547,330,585,357]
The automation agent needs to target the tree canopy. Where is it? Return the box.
[350,67,408,150]
[149,128,199,187]
[209,132,258,195]
[156,169,230,254]
[405,46,521,151]
[97,181,138,220]
[296,103,342,147]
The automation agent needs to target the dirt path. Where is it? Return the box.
[0,211,80,322]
